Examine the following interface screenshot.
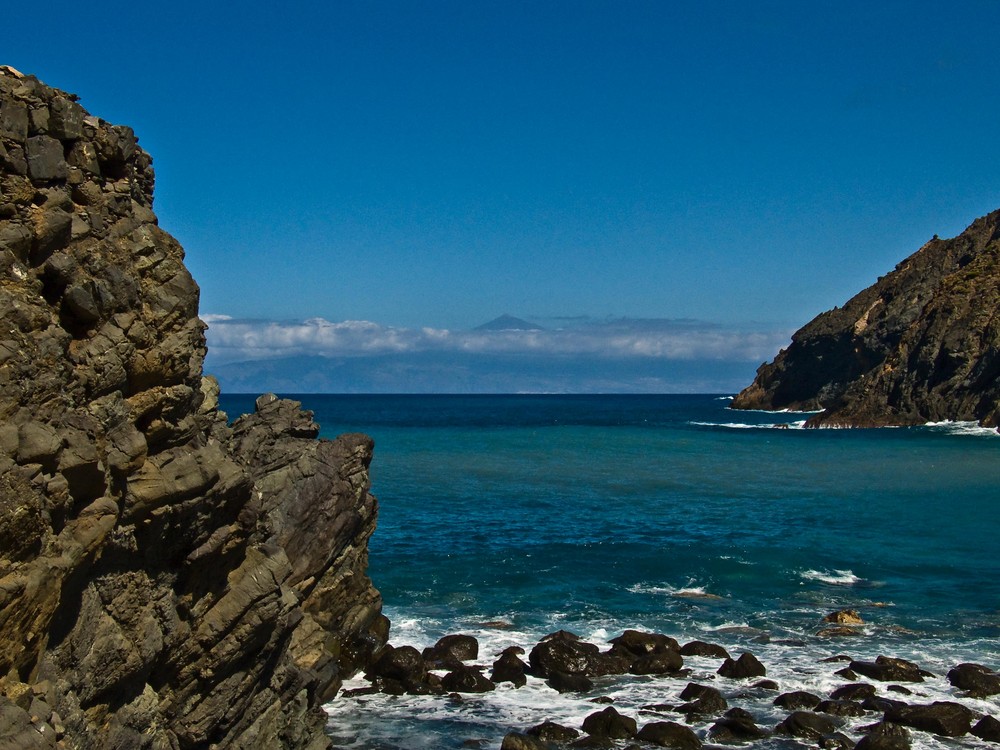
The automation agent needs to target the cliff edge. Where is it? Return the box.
[733,208,1000,427]
[0,67,387,748]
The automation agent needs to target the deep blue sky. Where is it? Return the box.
[6,1,1000,389]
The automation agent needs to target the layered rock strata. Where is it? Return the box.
[733,209,1000,427]
[0,67,386,748]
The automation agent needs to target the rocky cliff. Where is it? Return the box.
[0,67,387,748]
[732,208,1000,427]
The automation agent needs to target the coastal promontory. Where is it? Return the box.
[733,208,1000,427]
[0,67,387,748]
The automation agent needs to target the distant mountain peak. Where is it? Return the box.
[475,314,544,331]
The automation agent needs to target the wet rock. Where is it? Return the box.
[635,721,702,749]
[529,632,602,677]
[819,732,854,749]
[527,721,580,742]
[972,715,1000,742]
[718,652,766,678]
[774,690,822,710]
[629,649,683,675]
[825,609,864,624]
[849,656,926,683]
[830,683,876,701]
[609,630,680,655]
[423,634,479,668]
[816,699,866,717]
[546,670,593,694]
[677,683,727,715]
[709,707,770,743]
[581,707,637,739]
[947,662,1000,696]
[752,679,779,690]
[501,732,552,750]
[884,701,976,737]
[679,640,730,659]
[441,665,495,693]
[491,648,528,687]
[854,721,911,749]
[775,711,839,739]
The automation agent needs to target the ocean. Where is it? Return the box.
[219,394,1000,748]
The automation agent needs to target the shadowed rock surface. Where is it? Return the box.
[732,209,1000,427]
[0,68,386,748]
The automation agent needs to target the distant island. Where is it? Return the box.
[733,208,1000,428]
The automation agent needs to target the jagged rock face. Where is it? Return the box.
[0,67,386,748]
[733,209,1000,427]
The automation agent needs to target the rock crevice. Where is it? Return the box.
[0,67,386,748]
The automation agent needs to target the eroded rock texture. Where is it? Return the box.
[0,67,386,748]
[733,208,1000,427]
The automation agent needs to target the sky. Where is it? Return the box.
[6,1,1000,391]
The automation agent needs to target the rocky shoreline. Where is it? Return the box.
[344,623,1000,748]
[0,68,386,748]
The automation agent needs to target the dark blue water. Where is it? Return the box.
[219,394,1000,748]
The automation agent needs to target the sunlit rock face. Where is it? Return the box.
[733,208,1000,428]
[0,66,386,749]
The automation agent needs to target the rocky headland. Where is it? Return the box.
[0,67,386,748]
[732,209,1000,427]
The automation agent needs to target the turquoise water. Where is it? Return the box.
[218,394,1000,748]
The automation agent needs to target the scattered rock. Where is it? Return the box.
[635,721,702,749]
[581,707,637,739]
[854,721,911,749]
[849,656,926,683]
[775,711,839,739]
[441,666,495,693]
[884,701,976,737]
[501,732,551,750]
[423,634,479,667]
[774,691,822,710]
[830,683,876,701]
[527,721,580,742]
[718,652,766,679]
[546,671,593,694]
[679,640,730,659]
[972,715,1000,742]
[947,662,1000,697]
[825,609,864,624]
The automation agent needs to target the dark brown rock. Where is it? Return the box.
[529,633,601,677]
[884,701,976,737]
[774,690,822,710]
[635,721,702,749]
[441,666,495,693]
[527,721,580,742]
[718,652,766,679]
[732,208,1000,428]
[423,634,479,668]
[849,656,925,683]
[775,711,839,739]
[501,733,552,750]
[972,715,1000,742]
[679,640,730,659]
[709,707,769,743]
[854,721,911,750]
[546,670,593,694]
[491,649,528,687]
[947,662,1000,696]
[581,706,637,739]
